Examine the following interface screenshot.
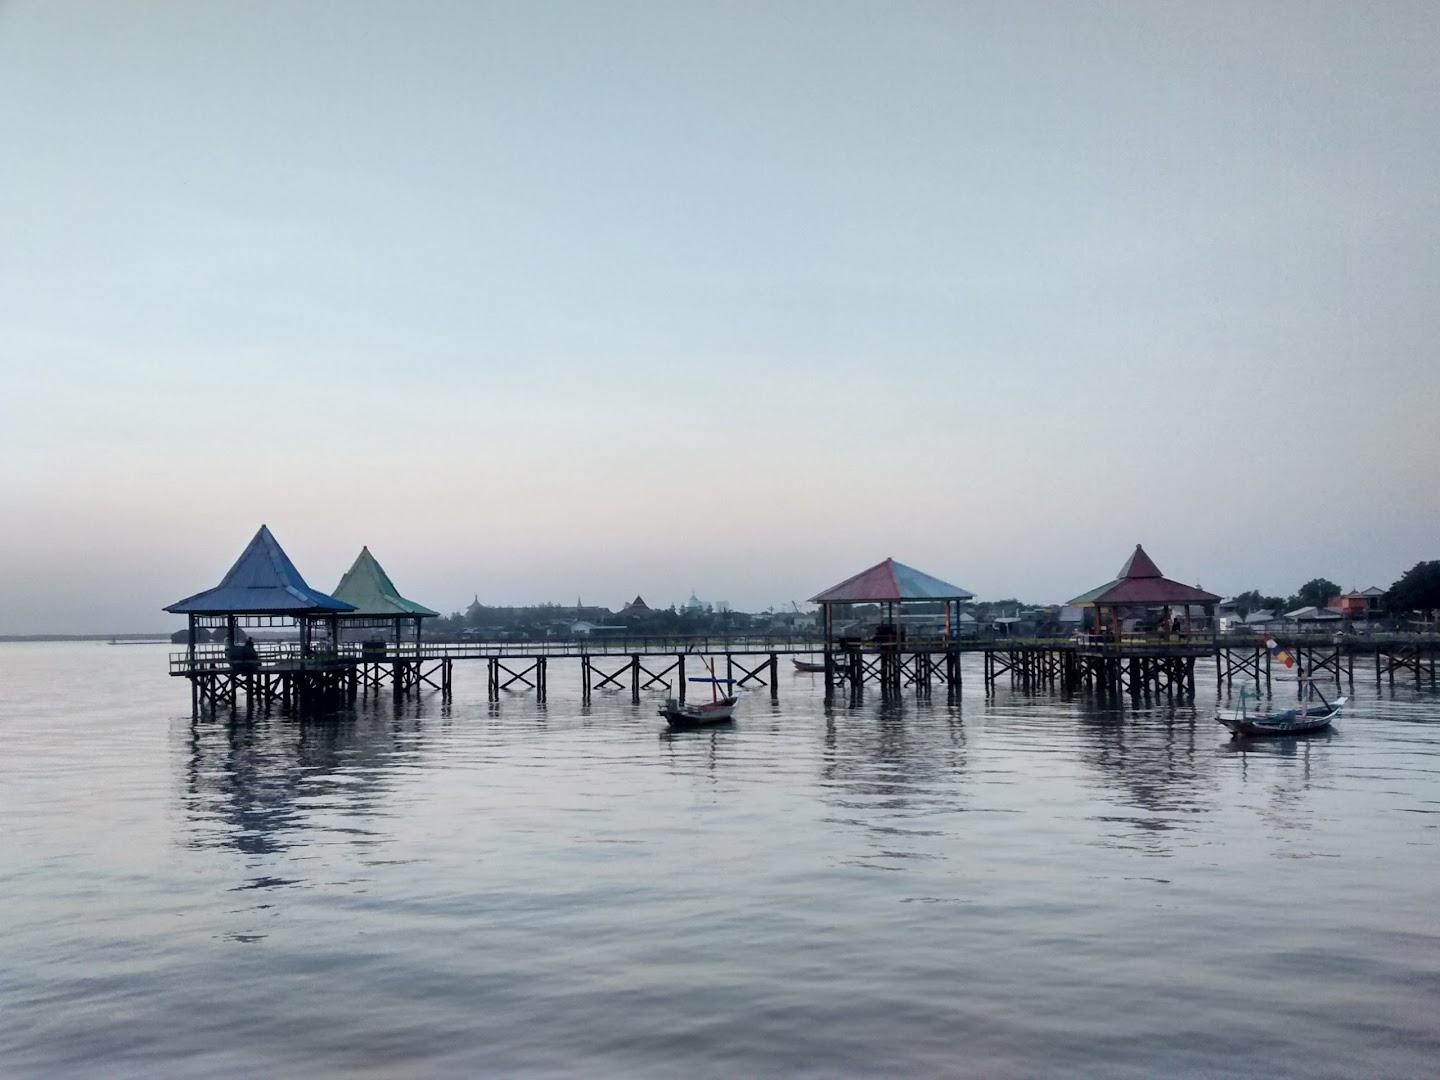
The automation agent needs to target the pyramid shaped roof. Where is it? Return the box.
[165,525,355,615]
[331,547,438,618]
[618,595,651,616]
[810,557,975,604]
[1068,544,1221,607]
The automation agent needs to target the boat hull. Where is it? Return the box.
[660,696,738,728]
[792,660,825,673]
[1217,698,1344,738]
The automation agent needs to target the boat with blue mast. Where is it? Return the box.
[659,658,740,728]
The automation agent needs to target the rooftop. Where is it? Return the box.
[1068,544,1221,607]
[331,547,438,618]
[810,558,975,604]
[165,525,355,616]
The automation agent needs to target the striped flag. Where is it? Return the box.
[1265,637,1296,668]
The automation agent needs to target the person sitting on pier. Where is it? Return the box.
[231,637,261,673]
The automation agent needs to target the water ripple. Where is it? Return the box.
[2,644,1439,1076]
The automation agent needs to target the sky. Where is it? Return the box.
[1,1,1437,633]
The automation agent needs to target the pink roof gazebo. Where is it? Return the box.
[810,557,974,642]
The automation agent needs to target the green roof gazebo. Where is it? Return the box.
[331,546,439,649]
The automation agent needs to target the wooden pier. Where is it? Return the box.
[171,631,1440,716]
[173,643,453,714]
[166,529,1439,719]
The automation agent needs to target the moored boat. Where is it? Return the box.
[659,694,739,727]
[1217,697,1344,738]
[1217,643,1345,738]
[792,658,825,673]
[660,664,741,728]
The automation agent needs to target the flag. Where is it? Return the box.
[1265,637,1295,668]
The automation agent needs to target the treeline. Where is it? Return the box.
[429,602,797,639]
[1230,561,1440,620]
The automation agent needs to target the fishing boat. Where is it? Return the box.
[659,663,740,728]
[659,693,739,727]
[1217,643,1345,738]
[792,658,826,673]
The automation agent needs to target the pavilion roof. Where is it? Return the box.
[165,525,355,616]
[331,547,438,618]
[1068,544,1221,607]
[810,557,975,604]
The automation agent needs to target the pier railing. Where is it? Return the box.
[169,635,832,675]
[169,630,1440,676]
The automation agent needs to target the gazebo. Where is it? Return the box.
[164,525,355,658]
[331,546,439,648]
[1068,544,1220,641]
[810,557,975,643]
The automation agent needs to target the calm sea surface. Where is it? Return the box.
[3,641,1439,1078]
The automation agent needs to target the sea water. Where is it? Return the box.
[3,641,1439,1077]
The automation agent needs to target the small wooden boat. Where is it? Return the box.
[660,663,740,728]
[659,695,739,727]
[792,658,826,673]
[1217,683,1345,739]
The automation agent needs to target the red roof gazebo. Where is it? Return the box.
[810,557,975,643]
[1068,544,1220,640]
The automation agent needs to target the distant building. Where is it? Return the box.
[1331,588,1386,618]
[1283,605,1343,629]
[769,608,820,632]
[617,595,653,619]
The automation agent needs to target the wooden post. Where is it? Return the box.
[769,652,778,702]
[631,655,640,705]
[678,654,686,703]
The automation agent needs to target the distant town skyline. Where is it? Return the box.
[2,2,1437,634]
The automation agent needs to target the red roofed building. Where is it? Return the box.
[810,557,974,643]
[1069,544,1220,640]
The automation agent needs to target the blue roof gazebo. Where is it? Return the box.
[165,525,354,657]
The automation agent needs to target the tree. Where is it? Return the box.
[1386,561,1440,622]
[1290,578,1341,611]
[1231,590,1286,618]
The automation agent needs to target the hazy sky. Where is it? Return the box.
[2,1,1437,633]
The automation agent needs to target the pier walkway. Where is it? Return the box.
[170,632,1440,713]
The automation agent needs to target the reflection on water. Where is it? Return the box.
[4,645,1440,1077]
[1067,699,1219,855]
[183,707,429,859]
